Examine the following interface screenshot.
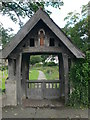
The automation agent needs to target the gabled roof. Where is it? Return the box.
[2,8,85,58]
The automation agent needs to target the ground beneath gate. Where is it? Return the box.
[22,99,64,108]
[2,106,88,119]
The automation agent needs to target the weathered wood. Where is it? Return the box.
[58,55,61,97]
[2,9,85,59]
[26,80,60,83]
[58,55,61,81]
[16,53,22,105]
[2,11,41,58]
[21,55,26,97]
[26,80,60,99]
[1,8,85,106]
[62,54,69,104]
[22,54,30,98]
[22,46,74,57]
[39,10,85,58]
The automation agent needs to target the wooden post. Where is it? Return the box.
[62,54,69,104]
[25,54,30,99]
[58,54,61,97]
[58,55,61,81]
[21,55,26,97]
[58,54,64,98]
[16,53,22,105]
[22,54,30,99]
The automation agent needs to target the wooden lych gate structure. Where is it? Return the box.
[1,8,85,106]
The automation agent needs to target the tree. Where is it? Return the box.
[63,3,89,106]
[0,23,14,48]
[1,1,64,27]
[30,55,42,65]
[63,4,88,52]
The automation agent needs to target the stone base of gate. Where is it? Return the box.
[3,80,17,106]
[22,98,64,108]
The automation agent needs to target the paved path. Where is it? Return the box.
[38,70,47,80]
[2,106,88,119]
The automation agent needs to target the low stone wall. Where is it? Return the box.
[2,80,17,107]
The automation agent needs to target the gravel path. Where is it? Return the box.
[38,70,47,80]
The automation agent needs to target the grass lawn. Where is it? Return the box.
[43,66,59,80]
[0,66,59,91]
[0,70,8,91]
[35,66,59,80]
[29,69,39,80]
[0,69,39,91]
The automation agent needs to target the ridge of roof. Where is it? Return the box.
[1,8,85,59]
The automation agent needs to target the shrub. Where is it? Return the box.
[0,66,8,71]
[69,52,89,107]
[43,62,57,66]
[30,55,42,65]
[35,63,43,67]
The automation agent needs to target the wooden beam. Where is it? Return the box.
[23,46,62,53]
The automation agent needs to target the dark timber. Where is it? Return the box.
[1,8,85,105]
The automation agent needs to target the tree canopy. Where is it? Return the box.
[63,3,89,107]
[1,1,64,27]
[63,4,89,52]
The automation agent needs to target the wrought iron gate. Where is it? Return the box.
[26,80,60,99]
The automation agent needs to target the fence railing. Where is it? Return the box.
[26,80,61,99]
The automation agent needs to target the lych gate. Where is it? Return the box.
[1,8,85,106]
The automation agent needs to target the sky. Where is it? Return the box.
[0,0,89,34]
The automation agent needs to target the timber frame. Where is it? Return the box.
[1,8,85,105]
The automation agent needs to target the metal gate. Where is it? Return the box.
[26,80,60,99]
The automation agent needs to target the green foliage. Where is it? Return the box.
[0,24,14,48]
[29,70,39,80]
[1,1,64,27]
[41,55,50,62]
[63,3,89,107]
[0,69,8,92]
[0,66,8,71]
[43,62,57,67]
[30,55,42,65]
[34,63,43,67]
[63,18,88,52]
[30,65,59,80]
[0,1,64,47]
[68,51,89,107]
[42,66,59,80]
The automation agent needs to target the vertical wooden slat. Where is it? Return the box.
[37,83,39,88]
[52,83,54,89]
[48,83,50,88]
[55,83,57,89]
